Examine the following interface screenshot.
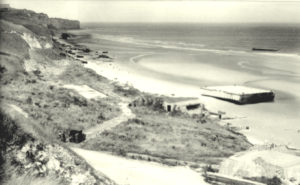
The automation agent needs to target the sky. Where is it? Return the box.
[3,0,300,23]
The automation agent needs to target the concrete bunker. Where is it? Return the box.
[163,99,204,113]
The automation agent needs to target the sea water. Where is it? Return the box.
[81,23,300,55]
[71,23,300,148]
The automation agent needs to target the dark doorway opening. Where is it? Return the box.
[186,104,200,110]
[167,105,171,112]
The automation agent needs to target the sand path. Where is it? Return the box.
[9,104,29,118]
[60,82,135,140]
[84,99,135,140]
[83,52,300,148]
[71,147,209,185]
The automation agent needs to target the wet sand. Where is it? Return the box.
[132,52,300,148]
[69,31,300,148]
[85,52,300,148]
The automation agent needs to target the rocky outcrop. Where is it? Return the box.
[0,105,116,185]
[0,19,52,59]
[11,141,97,185]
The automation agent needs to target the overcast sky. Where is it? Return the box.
[3,0,300,23]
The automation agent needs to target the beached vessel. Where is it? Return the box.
[200,85,275,104]
[252,48,278,52]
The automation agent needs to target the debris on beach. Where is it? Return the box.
[98,54,111,59]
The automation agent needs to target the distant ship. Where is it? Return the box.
[252,48,279,52]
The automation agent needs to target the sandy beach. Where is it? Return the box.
[71,33,300,149]
[3,3,300,185]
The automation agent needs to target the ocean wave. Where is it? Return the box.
[92,34,206,50]
[92,33,300,58]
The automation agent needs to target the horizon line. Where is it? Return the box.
[80,21,300,24]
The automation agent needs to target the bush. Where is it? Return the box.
[3,171,61,185]
[114,84,140,97]
[203,164,217,173]
[116,149,126,156]
[0,110,34,184]
[0,65,7,73]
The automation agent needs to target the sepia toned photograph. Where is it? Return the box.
[0,0,299,184]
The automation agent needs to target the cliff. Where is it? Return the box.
[49,18,80,30]
[0,7,80,31]
[0,7,117,185]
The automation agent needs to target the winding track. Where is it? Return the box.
[83,99,135,141]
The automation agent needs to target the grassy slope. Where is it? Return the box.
[1,38,121,139]
[0,106,116,185]
[1,7,252,184]
[83,105,251,165]
[0,9,119,185]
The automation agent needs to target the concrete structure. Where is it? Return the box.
[200,85,275,104]
[219,150,300,184]
[163,99,204,113]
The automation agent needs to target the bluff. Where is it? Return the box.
[0,7,80,31]
[49,18,80,30]
[0,6,80,59]
[0,6,116,185]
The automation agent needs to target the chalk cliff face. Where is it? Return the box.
[0,7,80,58]
[49,18,80,30]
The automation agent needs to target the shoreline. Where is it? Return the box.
[2,6,300,185]
[84,55,299,149]
[55,31,300,184]
[71,27,300,59]
[64,33,300,149]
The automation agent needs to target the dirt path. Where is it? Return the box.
[58,82,135,140]
[9,104,28,118]
[71,147,209,185]
[84,99,135,140]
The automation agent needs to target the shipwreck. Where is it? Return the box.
[252,48,279,52]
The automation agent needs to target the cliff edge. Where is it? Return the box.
[0,7,80,30]
[0,6,117,185]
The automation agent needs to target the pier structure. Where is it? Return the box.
[200,85,275,104]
